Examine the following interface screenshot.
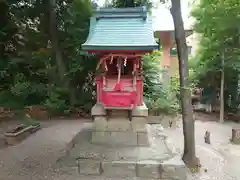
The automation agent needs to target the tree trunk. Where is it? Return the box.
[219,53,224,123]
[49,0,67,85]
[170,0,200,169]
[49,0,76,105]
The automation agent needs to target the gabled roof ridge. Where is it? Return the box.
[96,6,147,14]
[95,6,147,19]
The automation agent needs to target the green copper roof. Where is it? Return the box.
[82,6,158,51]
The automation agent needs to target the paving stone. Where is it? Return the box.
[110,131,137,146]
[137,132,149,146]
[78,159,102,175]
[131,117,147,132]
[102,161,136,177]
[94,117,108,131]
[136,160,161,179]
[107,120,131,131]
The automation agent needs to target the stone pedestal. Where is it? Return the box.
[91,103,149,146]
[59,103,189,179]
[60,123,189,180]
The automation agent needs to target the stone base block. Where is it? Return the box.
[78,159,102,175]
[91,103,106,116]
[102,161,136,177]
[109,110,129,117]
[132,104,148,117]
[91,131,138,146]
[61,125,188,179]
[131,117,147,132]
[137,160,161,179]
[77,158,187,179]
[107,119,131,131]
[94,117,148,133]
[91,131,150,146]
[93,116,107,131]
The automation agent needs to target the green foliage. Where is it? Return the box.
[0,0,178,117]
[44,87,70,113]
[0,0,98,115]
[106,0,152,10]
[143,51,180,115]
[191,0,240,111]
[111,0,150,7]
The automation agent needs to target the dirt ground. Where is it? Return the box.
[0,118,90,149]
[0,114,240,180]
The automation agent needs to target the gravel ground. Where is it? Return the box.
[164,119,240,180]
[0,117,240,180]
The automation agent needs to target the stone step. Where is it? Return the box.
[93,117,148,135]
[108,110,130,118]
[91,131,149,146]
[77,157,188,180]
[77,176,164,180]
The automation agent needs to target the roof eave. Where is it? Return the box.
[82,45,158,52]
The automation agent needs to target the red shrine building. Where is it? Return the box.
[82,7,158,110]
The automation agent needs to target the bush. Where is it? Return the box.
[143,51,180,115]
[44,87,70,114]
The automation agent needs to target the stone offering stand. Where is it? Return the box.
[4,124,40,145]
[60,104,189,180]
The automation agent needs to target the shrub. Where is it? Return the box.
[143,51,180,115]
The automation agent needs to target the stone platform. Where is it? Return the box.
[91,103,150,146]
[59,124,189,180]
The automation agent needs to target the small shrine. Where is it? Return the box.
[82,6,157,110]
[61,7,188,180]
[82,6,158,145]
